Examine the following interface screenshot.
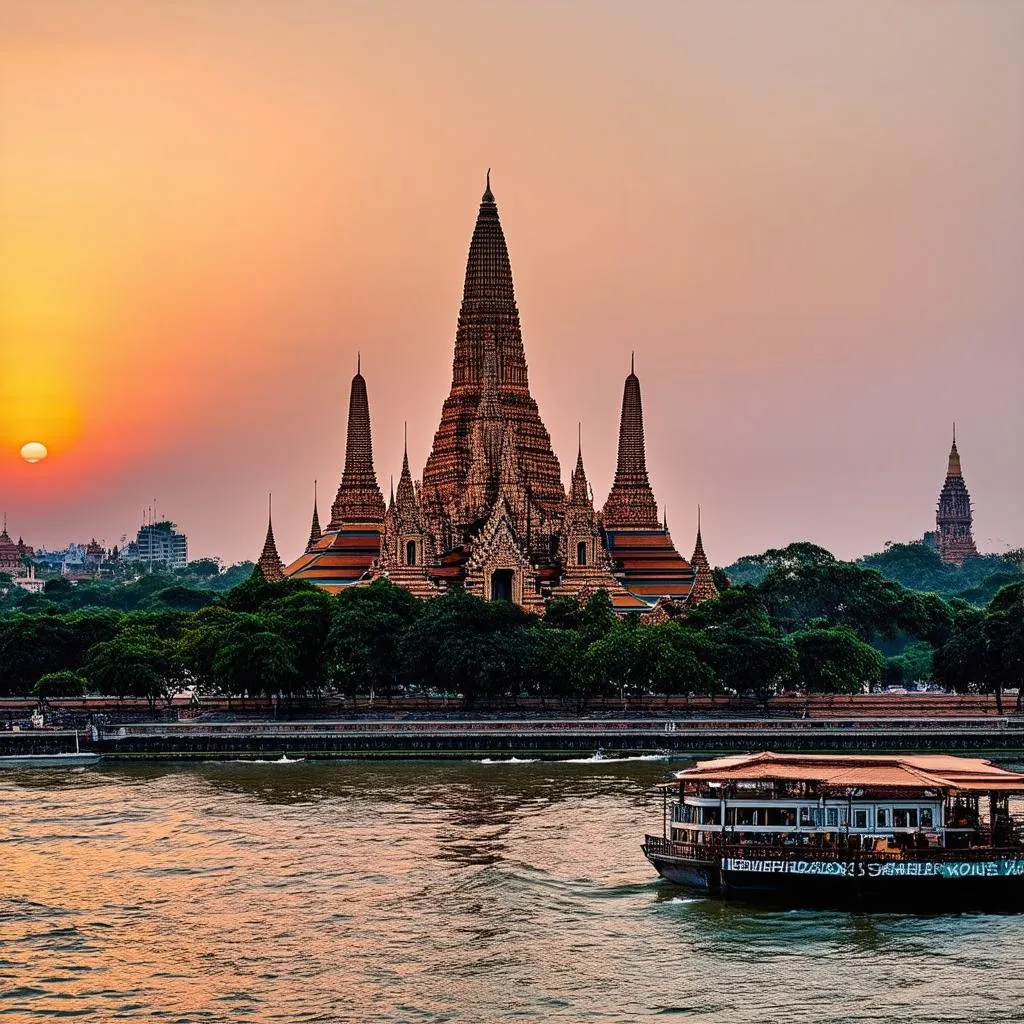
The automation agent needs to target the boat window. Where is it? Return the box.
[701,806,721,825]
[876,808,889,828]
[765,807,797,827]
[825,808,839,827]
[839,807,849,827]
[799,807,816,826]
[920,808,934,828]
[893,809,919,828]
[854,810,868,829]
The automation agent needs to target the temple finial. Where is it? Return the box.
[404,420,408,454]
[630,351,635,375]
[697,503,702,538]
[577,421,582,457]
[953,421,956,447]
[357,351,361,375]
[483,168,494,202]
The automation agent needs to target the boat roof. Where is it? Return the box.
[660,752,1024,794]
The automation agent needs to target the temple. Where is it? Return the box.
[283,176,715,612]
[935,425,979,564]
[0,518,32,577]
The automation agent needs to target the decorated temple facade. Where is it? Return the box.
[283,177,716,612]
[935,426,979,565]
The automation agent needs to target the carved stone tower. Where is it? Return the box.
[419,173,564,538]
[601,357,662,530]
[255,495,285,582]
[329,360,386,530]
[936,425,978,564]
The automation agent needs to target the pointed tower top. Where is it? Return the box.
[688,505,718,606]
[601,362,661,530]
[329,366,386,529]
[357,352,361,376]
[396,434,419,523]
[947,425,962,477]
[256,493,286,582]
[692,506,707,562]
[630,351,635,376]
[483,168,494,203]
[307,480,322,549]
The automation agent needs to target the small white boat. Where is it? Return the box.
[0,730,100,769]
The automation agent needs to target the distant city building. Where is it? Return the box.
[935,426,979,565]
[12,564,44,594]
[278,176,716,613]
[124,521,189,569]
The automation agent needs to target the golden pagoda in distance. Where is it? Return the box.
[282,175,713,612]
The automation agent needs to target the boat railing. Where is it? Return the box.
[643,834,1024,864]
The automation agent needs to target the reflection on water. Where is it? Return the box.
[3,760,1023,1023]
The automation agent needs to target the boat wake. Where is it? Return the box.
[477,757,538,764]
[561,753,669,764]
[205,756,306,765]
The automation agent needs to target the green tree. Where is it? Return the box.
[792,626,884,694]
[33,670,88,700]
[327,579,421,698]
[400,589,535,704]
[84,626,182,707]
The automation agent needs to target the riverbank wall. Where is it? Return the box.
[5,718,1024,761]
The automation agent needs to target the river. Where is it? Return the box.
[2,759,1022,1022]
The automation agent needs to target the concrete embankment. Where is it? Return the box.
[3,717,1018,761]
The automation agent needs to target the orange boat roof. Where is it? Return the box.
[661,752,1024,793]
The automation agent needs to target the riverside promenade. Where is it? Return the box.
[2,715,1021,761]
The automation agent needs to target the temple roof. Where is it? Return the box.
[605,528,694,606]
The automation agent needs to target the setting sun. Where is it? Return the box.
[20,441,48,464]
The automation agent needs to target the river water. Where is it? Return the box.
[2,758,1023,1023]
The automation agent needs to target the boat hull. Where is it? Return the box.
[0,753,100,769]
[643,838,1024,911]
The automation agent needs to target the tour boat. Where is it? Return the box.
[643,752,1024,910]
[0,730,100,769]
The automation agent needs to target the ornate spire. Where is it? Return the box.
[395,428,419,528]
[420,177,564,523]
[601,359,661,530]
[947,422,962,477]
[329,361,386,529]
[256,495,286,582]
[936,425,977,564]
[687,505,719,605]
[307,481,322,549]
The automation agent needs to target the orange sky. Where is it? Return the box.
[1,0,1021,564]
